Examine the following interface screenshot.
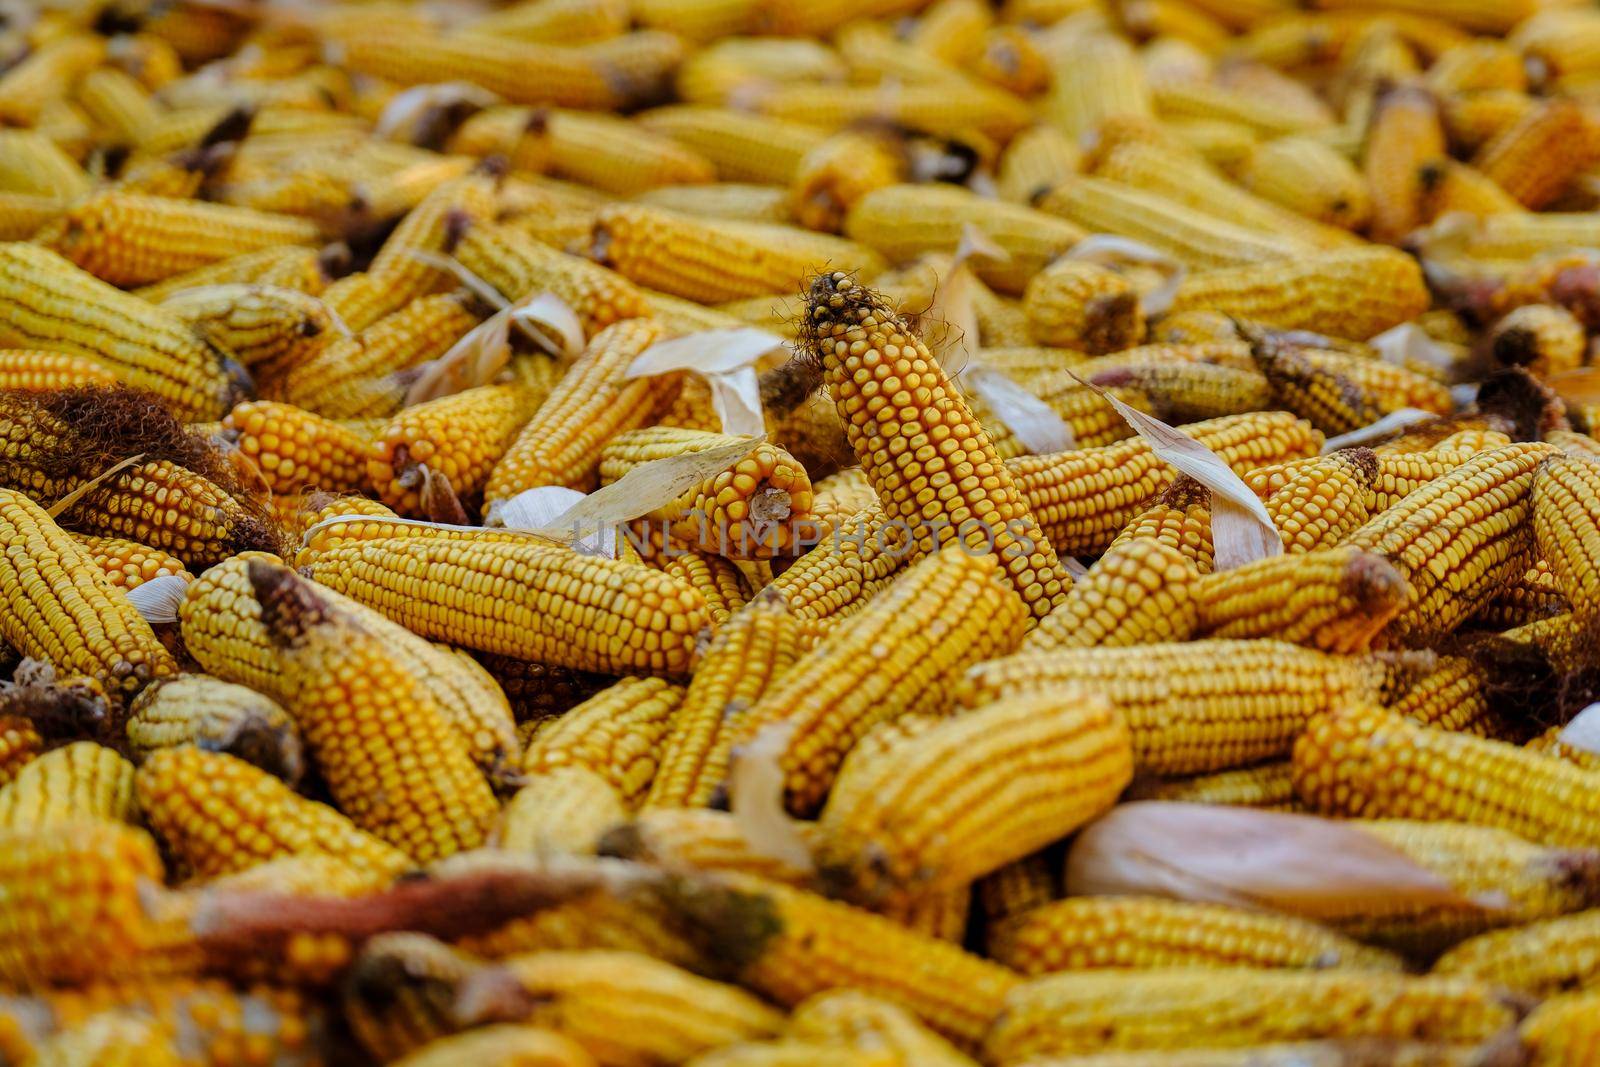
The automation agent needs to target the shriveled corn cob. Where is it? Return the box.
[816,687,1130,908]
[135,746,411,881]
[1024,540,1201,652]
[369,384,544,518]
[0,742,135,829]
[125,673,303,783]
[990,896,1401,976]
[1127,761,1304,812]
[958,641,1403,777]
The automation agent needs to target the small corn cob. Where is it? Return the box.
[636,107,829,185]
[602,807,817,885]
[75,67,161,146]
[656,550,749,626]
[1007,411,1322,557]
[0,716,42,789]
[1490,305,1588,379]
[0,489,175,703]
[306,535,710,676]
[1239,135,1371,230]
[600,428,814,559]
[1127,762,1304,812]
[1295,705,1600,850]
[1433,909,1600,996]
[344,932,485,1061]
[0,130,91,200]
[1474,98,1600,209]
[802,273,1073,621]
[982,968,1516,1062]
[135,746,412,881]
[1022,260,1142,352]
[1024,540,1201,652]
[42,192,319,289]
[593,204,886,304]
[1042,33,1152,142]
[1364,84,1447,243]
[788,990,976,1067]
[1037,178,1302,271]
[389,1025,597,1067]
[789,129,905,234]
[221,400,370,497]
[656,872,1020,1048]
[499,767,633,856]
[1192,547,1410,654]
[844,184,1084,295]
[997,124,1081,204]
[1108,481,1217,575]
[991,896,1401,976]
[521,676,686,807]
[724,548,1028,815]
[71,534,187,591]
[1169,247,1429,339]
[246,559,498,862]
[1534,456,1600,628]
[958,641,1401,777]
[484,319,669,505]
[454,949,785,1063]
[125,673,303,783]
[369,384,544,517]
[134,245,330,303]
[816,687,1130,908]
[0,245,235,422]
[1256,448,1377,553]
[0,742,135,829]
[647,592,801,809]
[162,284,336,377]
[0,35,105,125]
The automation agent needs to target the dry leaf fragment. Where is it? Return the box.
[625,328,783,438]
[729,722,816,873]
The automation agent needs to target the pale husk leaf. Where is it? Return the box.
[1559,702,1600,757]
[1065,234,1186,316]
[122,574,192,625]
[729,721,816,873]
[375,82,501,140]
[1320,408,1437,453]
[487,486,617,558]
[625,328,783,438]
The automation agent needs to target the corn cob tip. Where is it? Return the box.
[1475,368,1571,440]
[247,557,330,646]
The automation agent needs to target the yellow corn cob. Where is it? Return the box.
[748,81,1032,144]
[789,130,906,234]
[959,640,1402,777]
[0,245,236,421]
[983,968,1515,1062]
[1007,411,1322,557]
[817,687,1130,908]
[1037,178,1303,270]
[1239,135,1372,230]
[0,193,66,241]
[1417,158,1524,222]
[1108,481,1216,575]
[835,22,972,87]
[0,130,91,200]
[1490,304,1587,378]
[1127,761,1304,811]
[599,428,814,559]
[1246,341,1389,437]
[802,273,1073,620]
[637,107,830,185]
[1257,448,1376,553]
[42,192,319,289]
[656,872,1020,1048]
[133,245,330,303]
[638,183,794,225]
[788,989,977,1067]
[1527,725,1600,771]
[1193,547,1410,654]
[1024,540,1201,651]
[388,1025,596,1067]
[602,807,817,885]
[221,400,370,497]
[1363,84,1447,243]
[125,673,303,783]
[1433,909,1600,996]
[726,547,1028,815]
[1295,705,1600,849]
[844,185,1083,296]
[545,109,717,195]
[1549,431,1600,462]
[1441,89,1537,157]
[75,67,161,146]
[23,1010,182,1067]
[1343,442,1557,644]
[1474,98,1600,209]
[685,1042,894,1067]
[593,204,886,304]
[344,932,486,1061]
[273,291,483,418]
[0,350,118,392]
[474,652,609,726]
[369,384,544,518]
[484,319,669,505]
[1472,561,1569,629]
[0,35,105,125]
[454,949,784,1063]
[977,855,1058,927]
[659,550,750,626]
[244,559,497,862]
[0,742,134,829]
[996,124,1081,205]
[453,0,630,42]
[0,490,175,703]
[0,715,43,790]
[991,896,1401,976]
[459,882,709,973]
[499,767,634,856]
[520,676,686,808]
[161,284,336,378]
[306,535,710,676]
[1022,260,1142,352]
[1534,455,1600,627]
[1042,33,1152,142]
[1167,247,1430,339]
[1520,990,1600,1067]
[135,746,411,881]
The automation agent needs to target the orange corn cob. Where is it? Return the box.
[1364,84,1446,243]
[1474,98,1600,209]
[222,400,371,496]
[0,350,119,392]
[368,384,544,518]
[0,742,135,829]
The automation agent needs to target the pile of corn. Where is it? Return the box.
[5,0,1600,1063]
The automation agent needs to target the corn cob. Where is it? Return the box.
[459,883,709,973]
[1363,84,1447,243]
[0,716,42,790]
[0,192,66,241]
[1108,481,1217,575]
[1126,762,1304,812]
[817,687,1130,908]
[788,130,904,235]
[1485,307,1585,383]
[1007,411,1322,557]
[1167,247,1431,340]
[0,352,114,397]
[388,1025,597,1067]
[306,535,709,676]
[637,107,829,185]
[1534,456,1600,628]
[244,559,497,862]
[658,550,750,625]
[1022,260,1142,352]
[1194,546,1409,654]
[344,932,485,1061]
[1473,561,1569,629]
[787,990,976,1067]
[454,949,785,1063]
[221,400,370,497]
[520,676,686,809]
[751,508,906,642]
[0,131,90,200]
[135,746,411,881]
[0,35,105,126]
[369,384,544,518]
[1474,98,1600,209]
[542,109,717,195]
[75,67,161,147]
[685,1042,894,1067]
[125,673,302,783]
[638,183,794,225]
[1520,990,1600,1067]
[133,246,330,303]
[991,897,1401,976]
[1037,178,1302,270]
[983,969,1515,1062]
[593,204,885,304]
[602,807,817,884]
[1153,79,1334,138]
[499,767,636,857]
[1042,33,1152,142]
[1254,448,1377,553]
[748,81,1032,144]
[0,245,236,422]
[646,592,801,809]
[161,284,336,376]
[1024,540,1201,652]
[996,124,1081,205]
[1527,725,1600,771]
[1433,909,1600,996]
[1239,136,1372,230]
[725,548,1028,814]
[484,319,669,505]
[958,641,1402,777]
[1295,705,1600,850]
[656,872,1020,1048]
[0,742,135,829]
